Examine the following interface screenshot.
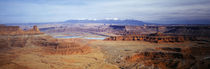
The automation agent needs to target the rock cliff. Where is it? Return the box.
[31,36,91,55]
[105,32,197,43]
[125,46,210,69]
[0,25,43,35]
[0,25,91,55]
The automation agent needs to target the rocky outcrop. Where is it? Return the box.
[0,25,21,32]
[105,32,197,43]
[0,25,44,48]
[156,46,210,57]
[32,25,40,32]
[0,29,91,55]
[125,46,210,69]
[0,25,43,35]
[164,26,210,37]
[31,37,91,55]
[126,51,195,69]
[54,42,91,55]
[107,25,210,38]
[0,36,30,48]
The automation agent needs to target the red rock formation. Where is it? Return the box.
[54,42,91,55]
[0,25,91,55]
[126,51,195,69]
[31,37,91,55]
[125,46,210,69]
[0,36,30,48]
[0,25,21,32]
[33,25,40,32]
[0,25,43,35]
[105,32,197,43]
[0,38,9,49]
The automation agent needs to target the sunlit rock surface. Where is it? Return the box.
[0,24,210,69]
[105,32,197,43]
[0,25,118,69]
[0,25,43,35]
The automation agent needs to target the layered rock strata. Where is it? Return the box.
[0,25,91,55]
[125,46,210,69]
[0,25,43,35]
[105,32,197,43]
[31,37,91,55]
[54,42,91,55]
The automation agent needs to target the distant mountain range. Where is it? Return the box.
[2,19,210,26]
[64,19,152,25]
[3,19,152,26]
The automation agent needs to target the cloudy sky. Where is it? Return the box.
[0,0,210,24]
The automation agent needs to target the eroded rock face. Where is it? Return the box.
[105,32,197,43]
[126,51,195,69]
[0,25,21,32]
[0,25,43,35]
[0,25,91,55]
[116,25,210,37]
[31,37,91,55]
[0,38,10,49]
[0,36,30,48]
[54,42,91,55]
[125,46,210,69]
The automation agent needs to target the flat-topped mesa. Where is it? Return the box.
[0,25,21,32]
[31,37,91,55]
[54,42,91,55]
[0,25,43,35]
[104,32,197,43]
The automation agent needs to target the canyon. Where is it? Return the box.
[0,25,118,69]
[0,24,210,69]
[104,32,197,43]
[0,25,43,35]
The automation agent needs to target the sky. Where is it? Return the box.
[0,0,210,24]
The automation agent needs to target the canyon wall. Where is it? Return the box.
[125,46,210,69]
[54,42,91,55]
[0,25,21,32]
[31,36,91,55]
[0,25,91,55]
[112,25,210,37]
[0,25,43,35]
[105,32,197,43]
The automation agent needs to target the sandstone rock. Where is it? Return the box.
[126,51,196,69]
[0,25,21,32]
[0,25,43,35]
[0,36,30,48]
[124,45,210,69]
[105,32,197,43]
[31,37,91,55]
[0,38,10,49]
[33,25,40,32]
[54,42,91,55]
